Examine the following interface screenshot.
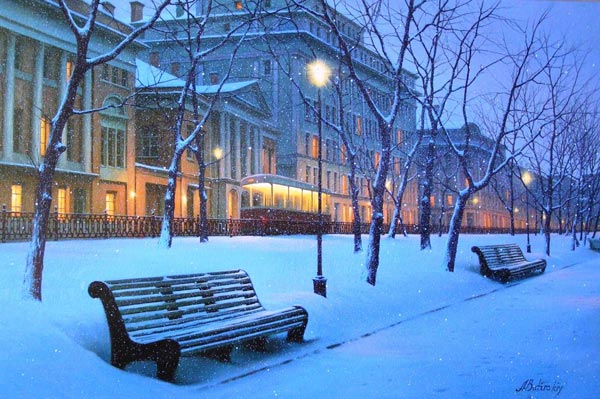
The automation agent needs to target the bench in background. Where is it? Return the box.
[89,269,308,381]
[471,244,546,283]
[589,238,600,251]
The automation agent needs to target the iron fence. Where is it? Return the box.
[0,207,526,243]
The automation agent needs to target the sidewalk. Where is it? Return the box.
[198,259,600,399]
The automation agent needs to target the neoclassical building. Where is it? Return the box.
[0,0,139,216]
[137,0,418,223]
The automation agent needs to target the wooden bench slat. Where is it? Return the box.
[471,244,546,283]
[88,269,308,381]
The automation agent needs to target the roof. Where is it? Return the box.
[135,59,186,89]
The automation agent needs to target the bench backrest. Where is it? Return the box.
[473,244,526,268]
[89,269,263,340]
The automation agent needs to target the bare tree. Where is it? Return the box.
[300,0,418,285]
[153,0,257,247]
[521,43,583,256]
[23,0,171,301]
[439,9,562,272]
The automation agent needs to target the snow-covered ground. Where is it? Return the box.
[0,233,598,398]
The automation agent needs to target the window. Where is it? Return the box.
[447,195,453,206]
[210,73,219,84]
[341,144,346,164]
[311,135,318,158]
[356,116,362,135]
[223,22,231,32]
[397,129,403,145]
[430,195,435,208]
[374,151,380,169]
[234,1,243,10]
[40,116,51,156]
[304,133,310,155]
[66,59,74,82]
[121,69,128,87]
[171,62,180,76]
[11,185,22,213]
[101,97,127,168]
[333,172,338,193]
[105,192,116,216]
[43,47,60,80]
[102,64,110,81]
[111,66,119,85]
[263,60,271,76]
[74,188,86,214]
[149,52,160,67]
[137,127,160,159]
[305,166,310,182]
[101,126,126,168]
[342,176,348,195]
[57,188,67,214]
[313,167,318,185]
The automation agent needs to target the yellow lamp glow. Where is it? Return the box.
[307,59,331,88]
[213,147,224,160]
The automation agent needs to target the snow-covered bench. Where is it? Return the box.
[471,244,546,283]
[88,269,308,381]
[589,238,600,251]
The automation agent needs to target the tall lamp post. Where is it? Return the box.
[213,147,224,218]
[307,59,331,298]
[522,171,532,253]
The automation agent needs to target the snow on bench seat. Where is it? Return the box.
[88,269,308,381]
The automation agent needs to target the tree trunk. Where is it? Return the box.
[348,161,362,253]
[419,141,435,250]
[23,160,59,300]
[159,157,182,248]
[543,209,552,256]
[198,162,209,243]
[445,193,468,272]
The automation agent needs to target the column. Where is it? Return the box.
[31,42,44,161]
[224,115,231,179]
[2,34,15,159]
[83,69,92,172]
[234,118,241,181]
[245,125,252,177]
[58,51,67,168]
[253,126,261,174]
[218,112,226,178]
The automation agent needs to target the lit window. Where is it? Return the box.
[374,151,380,168]
[105,192,116,216]
[447,194,453,206]
[40,117,51,156]
[397,129,403,144]
[234,1,243,10]
[356,116,362,135]
[430,195,435,207]
[11,185,23,213]
[66,59,74,82]
[311,135,319,158]
[341,144,346,164]
[57,188,67,214]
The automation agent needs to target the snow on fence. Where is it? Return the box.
[0,206,524,242]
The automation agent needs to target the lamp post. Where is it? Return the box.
[522,171,532,253]
[213,147,224,218]
[307,59,331,298]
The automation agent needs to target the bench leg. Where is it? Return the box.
[111,339,180,382]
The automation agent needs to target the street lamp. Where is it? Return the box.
[307,59,331,298]
[213,147,223,218]
[522,170,532,253]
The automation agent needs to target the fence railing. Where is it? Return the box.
[0,207,529,243]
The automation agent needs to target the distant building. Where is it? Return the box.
[137,0,418,222]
